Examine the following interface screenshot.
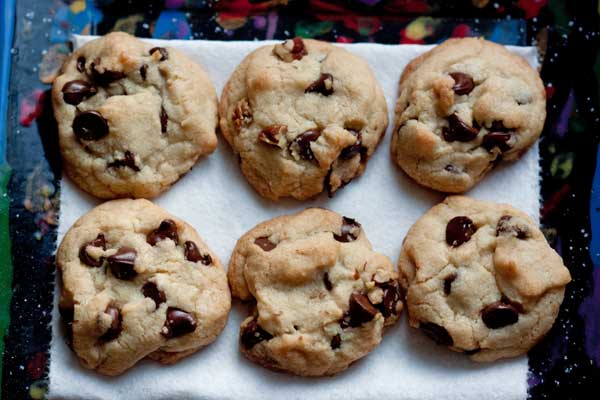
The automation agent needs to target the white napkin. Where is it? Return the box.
[49,37,540,400]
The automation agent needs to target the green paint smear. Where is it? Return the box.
[0,163,12,382]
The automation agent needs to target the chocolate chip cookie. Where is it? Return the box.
[56,199,230,375]
[391,38,546,193]
[219,38,388,201]
[398,196,571,361]
[228,208,402,376]
[52,32,218,199]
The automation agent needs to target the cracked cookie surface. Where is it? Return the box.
[391,38,546,193]
[219,38,388,201]
[52,32,218,199]
[228,208,402,376]
[57,199,230,376]
[398,196,571,362]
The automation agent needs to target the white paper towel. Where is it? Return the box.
[49,37,541,400]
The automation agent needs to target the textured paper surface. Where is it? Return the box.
[49,37,540,400]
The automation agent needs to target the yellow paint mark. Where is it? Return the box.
[405,17,435,40]
[70,0,86,14]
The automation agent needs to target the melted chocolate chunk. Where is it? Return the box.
[442,113,479,142]
[323,272,333,291]
[444,274,457,295]
[330,334,341,350]
[446,216,477,247]
[482,132,512,152]
[107,247,137,280]
[163,308,197,338]
[140,64,148,80]
[444,164,460,173]
[99,306,122,342]
[449,72,475,95]
[241,318,273,349]
[107,151,140,172]
[420,322,453,346]
[73,111,109,141]
[76,56,86,73]
[184,241,211,265]
[333,217,361,243]
[482,301,519,329]
[496,215,528,239]
[340,129,363,160]
[305,73,334,96]
[290,37,307,60]
[78,233,107,267]
[288,130,321,161]
[90,60,125,86]
[147,219,179,246]
[341,292,379,328]
[149,47,169,61]
[160,106,168,133]
[141,282,166,308]
[62,80,97,105]
[254,237,276,251]
[377,280,402,318]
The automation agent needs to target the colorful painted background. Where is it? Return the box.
[1,1,599,399]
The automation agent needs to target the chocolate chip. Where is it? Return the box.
[140,64,148,80]
[163,307,197,338]
[141,282,166,308]
[446,216,477,247]
[78,233,107,267]
[323,272,333,291]
[254,237,276,251]
[240,317,273,348]
[444,274,457,295]
[147,219,179,246]
[420,322,453,346]
[99,306,122,342]
[464,348,481,355]
[290,37,307,60]
[482,301,519,329]
[149,47,169,61]
[288,129,321,161]
[449,72,474,95]
[442,113,479,142]
[482,132,512,152]
[107,247,137,280]
[73,111,109,141]
[340,129,363,160]
[160,106,168,133]
[76,56,86,73]
[62,80,97,105]
[184,241,212,265]
[107,151,140,172]
[501,296,525,314]
[258,124,287,146]
[341,292,379,328]
[444,164,460,173]
[377,280,402,318]
[333,216,361,243]
[496,215,528,239]
[330,334,341,350]
[90,60,125,86]
[305,73,334,96]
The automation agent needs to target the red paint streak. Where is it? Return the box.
[19,89,46,127]
[541,183,571,219]
[27,352,47,380]
[451,24,471,38]
[517,0,548,19]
